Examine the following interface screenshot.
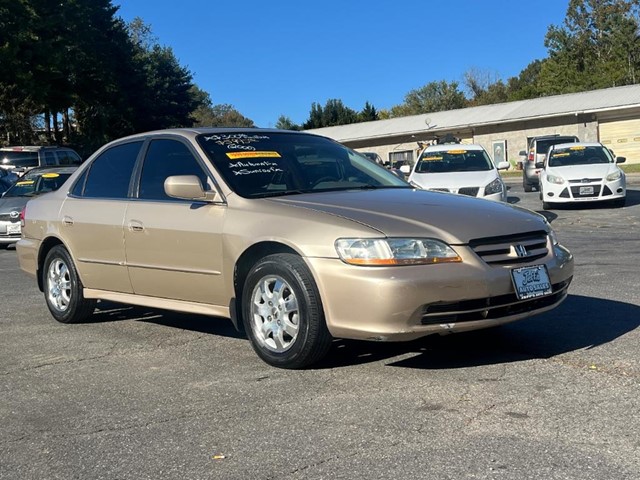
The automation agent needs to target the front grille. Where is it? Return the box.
[570,185,601,198]
[559,188,570,198]
[469,230,549,265]
[420,278,572,325]
[602,185,613,196]
[458,187,479,197]
[569,178,602,183]
[0,213,20,223]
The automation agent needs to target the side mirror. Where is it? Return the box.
[616,156,626,164]
[496,161,510,170]
[164,175,222,203]
[535,161,545,169]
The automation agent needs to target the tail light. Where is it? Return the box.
[20,206,26,227]
[528,151,535,162]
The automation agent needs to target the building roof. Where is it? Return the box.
[306,84,640,143]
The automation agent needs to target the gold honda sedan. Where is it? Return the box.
[16,129,574,368]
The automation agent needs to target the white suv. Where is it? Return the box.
[408,144,510,201]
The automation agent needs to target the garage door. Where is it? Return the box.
[599,118,640,164]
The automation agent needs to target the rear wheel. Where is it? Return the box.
[242,253,332,369]
[43,245,96,323]
[523,177,533,192]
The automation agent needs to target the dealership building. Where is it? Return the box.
[306,84,640,168]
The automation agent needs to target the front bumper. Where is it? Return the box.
[543,177,626,204]
[307,243,573,341]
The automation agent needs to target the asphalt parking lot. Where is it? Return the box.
[1,177,639,480]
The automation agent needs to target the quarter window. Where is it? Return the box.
[138,139,209,201]
[82,141,142,198]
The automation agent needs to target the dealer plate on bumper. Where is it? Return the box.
[511,265,552,300]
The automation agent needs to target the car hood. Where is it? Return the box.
[409,170,498,189]
[0,196,28,214]
[269,188,546,244]
[546,163,621,180]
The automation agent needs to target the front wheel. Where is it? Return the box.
[242,254,332,369]
[43,245,96,323]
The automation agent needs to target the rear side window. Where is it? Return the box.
[81,141,143,198]
[44,151,57,166]
[0,151,39,168]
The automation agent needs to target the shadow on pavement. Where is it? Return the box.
[316,294,640,369]
[84,295,639,370]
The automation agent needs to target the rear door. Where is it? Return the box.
[60,141,142,293]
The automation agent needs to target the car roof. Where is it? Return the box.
[549,142,604,150]
[422,143,485,153]
[531,135,578,141]
[24,166,79,176]
[0,145,75,152]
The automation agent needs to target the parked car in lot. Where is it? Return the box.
[408,144,510,201]
[537,142,626,209]
[0,145,82,176]
[0,166,77,247]
[520,135,579,192]
[16,129,574,368]
[359,151,385,166]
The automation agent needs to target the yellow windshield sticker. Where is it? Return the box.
[446,150,467,154]
[16,180,34,185]
[226,151,281,160]
[422,156,443,161]
[569,146,586,150]
[41,173,60,178]
[552,153,570,157]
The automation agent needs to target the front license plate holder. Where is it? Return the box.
[511,265,552,300]
[579,186,594,195]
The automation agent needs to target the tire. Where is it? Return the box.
[242,253,332,369]
[523,177,533,192]
[43,245,96,323]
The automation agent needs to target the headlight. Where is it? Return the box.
[548,229,559,246]
[335,238,462,266]
[606,170,622,181]
[484,178,504,195]
[546,173,565,185]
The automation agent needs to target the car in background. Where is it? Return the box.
[0,166,77,247]
[0,146,82,176]
[16,128,573,369]
[408,144,510,202]
[520,135,579,192]
[537,142,626,209]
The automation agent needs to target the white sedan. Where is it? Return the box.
[408,144,510,202]
[537,142,626,209]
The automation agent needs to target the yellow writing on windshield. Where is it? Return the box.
[569,146,586,150]
[41,173,60,178]
[446,150,467,154]
[16,180,34,185]
[226,151,281,159]
[422,156,443,161]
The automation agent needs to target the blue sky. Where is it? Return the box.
[115,1,569,128]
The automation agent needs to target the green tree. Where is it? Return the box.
[359,101,378,122]
[389,80,467,117]
[274,115,300,130]
[538,0,640,94]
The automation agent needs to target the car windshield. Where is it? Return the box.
[536,138,577,154]
[197,132,409,198]
[3,172,72,197]
[548,145,614,167]
[415,148,493,173]
[0,151,39,168]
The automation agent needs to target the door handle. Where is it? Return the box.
[128,220,144,232]
[62,216,74,226]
